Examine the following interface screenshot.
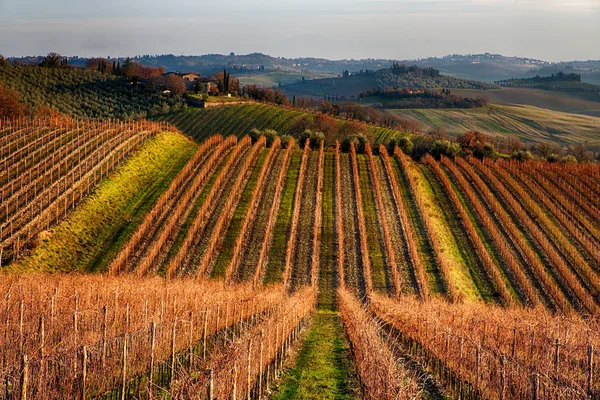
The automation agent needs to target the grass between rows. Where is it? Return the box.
[263,150,302,284]
[356,154,389,294]
[269,311,358,400]
[14,132,198,273]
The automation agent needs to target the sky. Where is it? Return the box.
[0,0,599,61]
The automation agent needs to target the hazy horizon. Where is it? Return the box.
[1,0,599,62]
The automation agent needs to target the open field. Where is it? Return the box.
[451,88,600,117]
[2,116,600,398]
[237,71,336,88]
[387,104,600,150]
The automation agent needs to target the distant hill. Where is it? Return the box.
[281,65,499,99]
[498,72,600,93]
[7,52,600,84]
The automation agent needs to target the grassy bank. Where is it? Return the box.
[14,132,198,273]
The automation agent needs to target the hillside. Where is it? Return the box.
[282,67,500,99]
[161,102,600,153]
[0,63,186,119]
[449,88,600,117]
[387,104,600,150]
[159,103,402,145]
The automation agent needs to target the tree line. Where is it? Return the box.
[359,88,490,109]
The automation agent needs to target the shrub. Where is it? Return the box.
[250,128,278,147]
[341,133,368,153]
[562,154,578,164]
[280,135,294,149]
[430,140,461,159]
[388,137,414,155]
[473,143,497,159]
[511,150,534,161]
[546,153,561,162]
[300,129,325,149]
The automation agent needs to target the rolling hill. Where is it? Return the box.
[282,67,500,99]
[449,88,600,117]
[158,103,403,145]
[387,103,600,151]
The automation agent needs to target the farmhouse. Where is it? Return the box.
[180,73,200,91]
[198,77,219,94]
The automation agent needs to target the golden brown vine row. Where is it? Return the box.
[426,155,512,305]
[440,156,541,307]
[282,140,311,290]
[226,137,281,282]
[378,145,428,299]
[455,157,567,312]
[0,273,287,399]
[470,157,598,314]
[365,143,401,296]
[371,294,600,399]
[491,160,600,295]
[506,160,600,256]
[349,142,374,297]
[197,136,267,278]
[108,134,227,275]
[3,127,157,256]
[166,136,253,278]
[253,140,296,285]
[338,288,420,400]
[310,140,325,287]
[177,287,316,400]
[334,141,346,289]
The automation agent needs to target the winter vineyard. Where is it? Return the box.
[1,118,599,399]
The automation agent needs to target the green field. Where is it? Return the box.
[451,88,600,117]
[388,104,600,150]
[237,71,336,88]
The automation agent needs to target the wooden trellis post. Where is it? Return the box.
[203,307,209,359]
[247,338,252,400]
[206,369,214,400]
[121,335,128,400]
[149,322,156,387]
[20,354,28,400]
[81,346,88,400]
[588,344,594,396]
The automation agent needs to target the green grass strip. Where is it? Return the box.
[264,150,302,283]
[356,154,388,293]
[270,311,358,400]
[14,132,198,273]
[318,153,336,310]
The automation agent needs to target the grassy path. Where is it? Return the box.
[270,311,358,400]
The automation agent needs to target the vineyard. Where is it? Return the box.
[0,117,169,266]
[1,115,600,398]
